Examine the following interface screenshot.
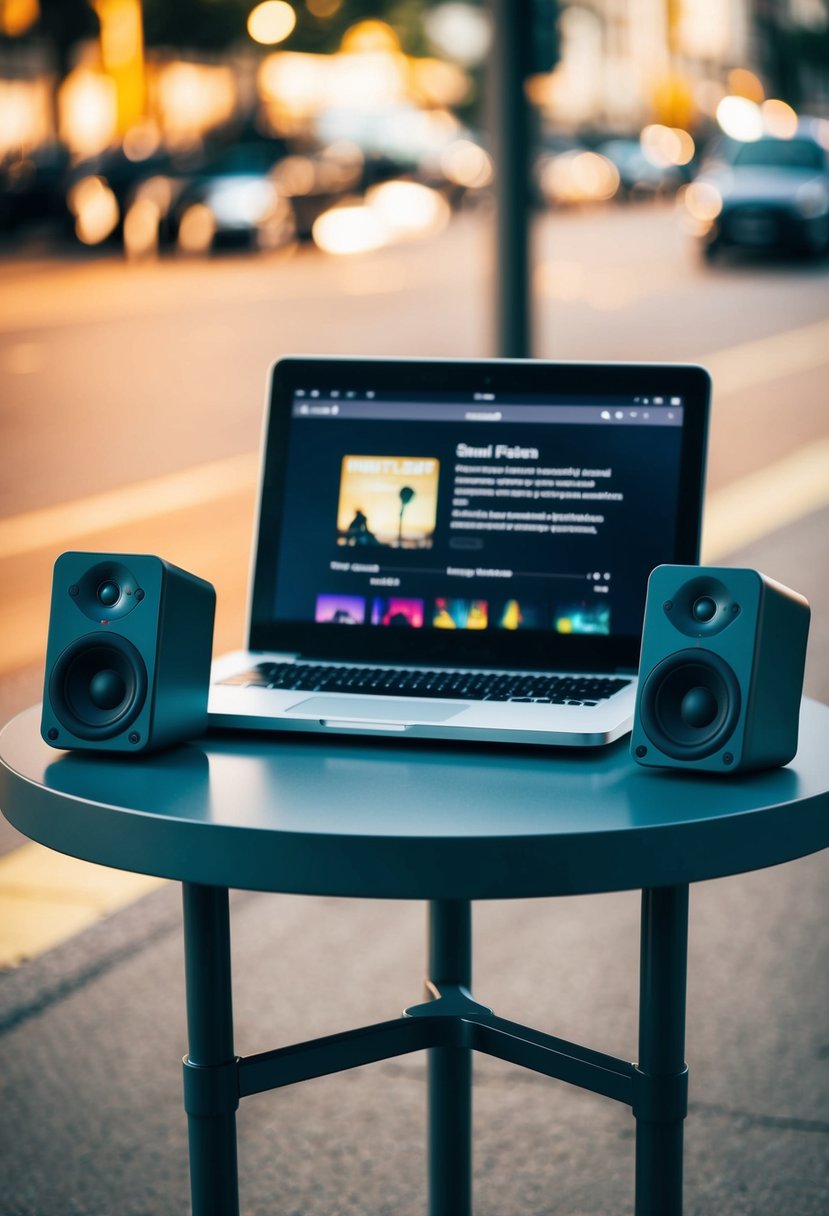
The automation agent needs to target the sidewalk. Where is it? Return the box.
[1,510,827,1215]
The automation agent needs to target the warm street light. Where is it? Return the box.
[247,1,297,46]
[58,68,118,156]
[716,95,764,142]
[761,99,799,140]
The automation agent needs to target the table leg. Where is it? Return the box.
[427,900,473,1216]
[182,883,240,1216]
[635,885,689,1216]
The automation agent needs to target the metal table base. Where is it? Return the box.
[182,886,689,1216]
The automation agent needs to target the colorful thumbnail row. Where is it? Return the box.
[315,595,610,635]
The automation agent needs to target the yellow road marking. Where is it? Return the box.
[0,451,259,561]
[703,316,829,398]
[702,435,829,561]
[0,841,164,969]
[0,318,827,562]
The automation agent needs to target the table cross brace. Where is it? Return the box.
[184,981,685,1126]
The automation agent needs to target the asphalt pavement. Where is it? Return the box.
[1,204,827,1213]
[1,507,827,1216]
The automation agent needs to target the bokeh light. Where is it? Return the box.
[67,176,120,245]
[410,58,470,108]
[207,178,279,227]
[247,2,297,47]
[178,203,216,254]
[58,69,118,157]
[440,139,493,189]
[312,204,389,255]
[424,3,491,67]
[272,154,317,196]
[727,67,765,103]
[681,181,723,224]
[539,151,620,205]
[0,79,51,156]
[156,62,236,144]
[716,95,764,142]
[364,180,451,241]
[306,0,342,15]
[122,119,161,162]
[123,197,161,259]
[640,124,695,167]
[761,99,799,139]
[340,20,400,54]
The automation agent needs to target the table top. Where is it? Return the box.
[1,703,828,900]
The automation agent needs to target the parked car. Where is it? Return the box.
[597,137,688,200]
[64,145,195,248]
[535,143,620,207]
[165,140,296,253]
[684,125,829,260]
[0,143,71,233]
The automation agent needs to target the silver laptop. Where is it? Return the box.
[209,356,710,747]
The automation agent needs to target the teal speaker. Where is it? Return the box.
[631,565,810,774]
[42,552,215,753]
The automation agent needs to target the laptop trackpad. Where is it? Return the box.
[286,696,465,723]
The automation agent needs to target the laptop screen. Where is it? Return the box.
[249,358,709,672]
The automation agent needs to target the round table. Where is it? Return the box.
[3,701,829,1216]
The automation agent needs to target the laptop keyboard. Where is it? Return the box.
[218,662,631,705]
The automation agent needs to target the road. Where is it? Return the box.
[1,200,828,725]
[1,201,828,1215]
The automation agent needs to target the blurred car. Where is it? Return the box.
[597,137,688,200]
[685,127,829,260]
[64,145,195,249]
[166,140,296,253]
[0,143,71,233]
[535,146,620,207]
[269,144,365,240]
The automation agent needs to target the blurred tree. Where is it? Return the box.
[141,0,436,55]
[753,0,829,107]
[33,0,99,76]
[19,0,99,137]
[142,0,249,50]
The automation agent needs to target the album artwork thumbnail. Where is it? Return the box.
[315,594,366,625]
[494,600,545,630]
[337,455,440,549]
[432,598,488,630]
[371,597,424,627]
[553,603,610,635]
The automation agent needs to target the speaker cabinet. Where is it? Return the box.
[42,552,216,754]
[631,565,810,774]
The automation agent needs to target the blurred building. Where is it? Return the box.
[532,0,827,131]
[1,1,827,172]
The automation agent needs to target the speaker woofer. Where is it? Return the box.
[49,633,148,740]
[639,648,741,759]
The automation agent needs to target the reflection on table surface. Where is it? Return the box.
[25,702,816,839]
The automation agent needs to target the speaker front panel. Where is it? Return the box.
[630,564,764,771]
[41,551,165,751]
[634,564,809,774]
[42,551,214,753]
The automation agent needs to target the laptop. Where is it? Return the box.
[209,356,710,747]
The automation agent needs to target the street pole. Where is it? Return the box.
[490,0,533,359]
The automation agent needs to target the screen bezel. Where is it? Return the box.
[248,356,710,672]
